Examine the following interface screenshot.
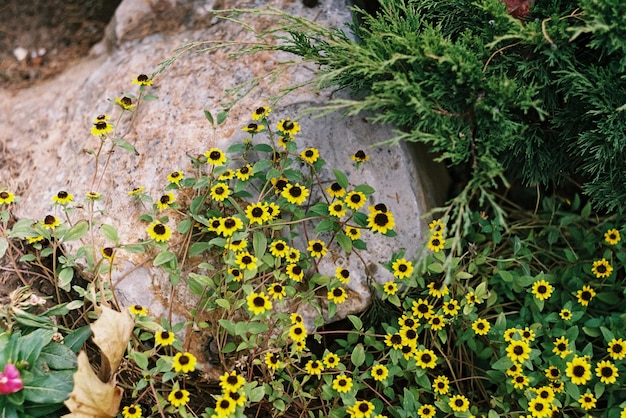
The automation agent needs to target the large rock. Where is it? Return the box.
[0,0,448,366]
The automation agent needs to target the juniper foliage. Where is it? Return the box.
[275,0,626,213]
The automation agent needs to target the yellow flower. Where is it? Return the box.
[566,356,591,385]
[268,283,286,300]
[417,404,436,418]
[132,74,153,86]
[52,190,73,205]
[235,164,254,181]
[552,336,571,358]
[335,267,351,284]
[384,333,403,349]
[428,219,445,235]
[329,201,347,217]
[128,187,145,196]
[247,292,272,315]
[252,106,271,120]
[535,386,555,403]
[506,340,531,363]
[147,222,171,242]
[214,395,237,416]
[42,215,61,229]
[286,263,304,282]
[348,400,375,418]
[220,216,244,237]
[219,371,246,392]
[345,226,361,240]
[245,202,269,225]
[167,389,190,407]
[370,364,388,381]
[367,209,395,234]
[432,375,449,395]
[129,305,148,315]
[277,118,301,136]
[327,182,346,198]
[472,318,490,335]
[351,150,369,163]
[591,258,612,278]
[300,147,320,164]
[448,394,469,412]
[391,258,413,279]
[204,147,226,165]
[0,190,16,205]
[122,404,142,418]
[265,352,282,370]
[608,338,626,360]
[155,330,175,346]
[415,349,437,369]
[282,183,309,205]
[100,247,114,261]
[345,191,366,210]
[427,235,445,252]
[115,96,135,110]
[576,285,596,306]
[156,192,176,210]
[442,299,460,316]
[269,240,289,258]
[210,183,231,202]
[383,281,398,295]
[304,359,324,376]
[511,373,529,389]
[323,352,340,368]
[531,279,553,300]
[428,314,445,331]
[596,360,618,384]
[527,397,551,418]
[332,374,353,393]
[427,282,448,298]
[559,309,572,320]
[578,392,596,410]
[412,298,434,319]
[544,366,560,381]
[289,323,307,342]
[91,114,113,136]
[328,287,348,304]
[307,239,327,258]
[172,352,196,374]
[604,228,621,245]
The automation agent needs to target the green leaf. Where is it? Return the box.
[177,219,192,234]
[189,241,212,257]
[253,144,274,153]
[153,251,177,267]
[315,219,337,233]
[332,169,349,189]
[63,325,92,353]
[111,137,138,155]
[351,343,365,367]
[217,110,229,125]
[129,350,149,370]
[204,110,215,127]
[248,385,265,403]
[216,299,231,309]
[62,221,88,242]
[347,315,362,331]
[58,268,74,292]
[100,224,119,244]
[142,93,158,101]
[19,329,55,366]
[39,343,77,370]
[253,231,267,259]
[354,184,375,195]
[247,322,269,335]
[123,244,146,253]
[336,232,352,253]
[23,371,73,404]
[253,159,272,174]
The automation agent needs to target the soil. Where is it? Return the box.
[0,0,121,91]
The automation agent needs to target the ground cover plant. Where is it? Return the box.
[0,0,625,417]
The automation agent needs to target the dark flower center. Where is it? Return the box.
[289,186,302,197]
[128,406,137,413]
[391,334,402,344]
[242,256,252,264]
[358,403,369,412]
[275,179,287,191]
[333,288,343,297]
[355,150,366,159]
[454,399,464,407]
[137,74,149,82]
[404,318,415,327]
[44,215,56,225]
[232,269,241,277]
[252,207,264,217]
[96,114,107,120]
[240,166,250,174]
[102,247,114,257]
[58,191,68,198]
[375,368,384,375]
[538,285,547,293]
[573,365,585,377]
[332,203,342,211]
[513,345,524,355]
[212,220,221,228]
[311,362,320,369]
[154,224,166,235]
[330,182,342,191]
[292,265,302,274]
[94,121,108,130]
[601,367,613,377]
[224,219,236,228]
[418,304,429,313]
[612,344,623,353]
[121,96,132,106]
[596,265,607,273]
[269,354,278,363]
[253,296,265,307]
[374,203,387,212]
[437,382,445,388]
[549,369,559,378]
[275,243,285,251]
[432,317,441,325]
[581,291,591,300]
[557,343,566,351]
[338,379,347,386]
[229,392,241,401]
[273,285,283,293]
[219,399,231,409]
[159,331,170,340]
[294,327,303,335]
[340,269,349,278]
[227,375,239,384]
[305,150,314,157]
[431,238,441,246]
[255,107,266,115]
[178,355,190,365]
[398,264,407,272]
[312,243,323,252]
[350,194,362,203]
[374,213,389,226]
[0,192,8,199]
[477,323,485,329]
[539,390,549,399]
[405,329,417,339]
[421,354,432,363]
[515,376,524,383]
[174,391,183,400]
[209,151,222,160]
[283,121,294,130]
[160,195,170,204]
[534,403,545,411]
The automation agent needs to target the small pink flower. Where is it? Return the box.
[0,364,23,394]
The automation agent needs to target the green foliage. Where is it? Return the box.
[263,0,626,213]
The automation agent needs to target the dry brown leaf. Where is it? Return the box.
[91,305,135,378]
[63,306,135,418]
[62,352,123,418]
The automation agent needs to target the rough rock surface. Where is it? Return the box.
[0,0,449,368]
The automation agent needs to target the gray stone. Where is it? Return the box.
[0,0,448,364]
